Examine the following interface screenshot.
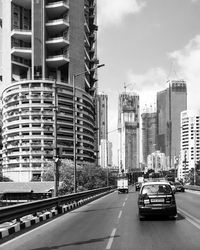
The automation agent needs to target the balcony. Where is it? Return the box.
[46,51,69,68]
[11,29,32,42]
[12,0,31,9]
[46,16,69,35]
[46,35,69,50]
[46,0,69,19]
[11,46,32,60]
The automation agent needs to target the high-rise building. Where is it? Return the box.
[1,0,99,182]
[97,93,110,167]
[99,139,113,168]
[118,91,140,173]
[141,106,157,164]
[97,93,108,141]
[147,150,167,172]
[179,110,200,181]
[157,80,187,169]
[0,0,2,82]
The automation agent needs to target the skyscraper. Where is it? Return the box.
[141,106,157,165]
[0,0,2,82]
[118,91,140,173]
[179,110,200,181]
[157,80,187,169]
[97,93,109,167]
[1,0,99,181]
[97,93,108,141]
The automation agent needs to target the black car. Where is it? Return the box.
[173,181,185,192]
[138,181,177,220]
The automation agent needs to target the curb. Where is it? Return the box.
[0,190,112,240]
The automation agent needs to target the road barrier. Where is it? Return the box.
[0,187,113,225]
[184,185,200,191]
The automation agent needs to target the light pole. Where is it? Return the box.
[73,64,105,193]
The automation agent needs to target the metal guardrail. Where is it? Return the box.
[0,187,113,224]
[184,185,200,191]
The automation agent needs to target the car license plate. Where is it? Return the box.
[151,199,164,203]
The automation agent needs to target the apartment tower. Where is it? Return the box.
[179,110,200,181]
[0,0,2,82]
[1,0,99,181]
[157,80,187,169]
[118,92,140,173]
[141,105,157,165]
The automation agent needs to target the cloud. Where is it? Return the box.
[169,35,200,110]
[97,0,146,28]
[127,67,168,109]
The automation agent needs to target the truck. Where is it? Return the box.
[117,175,129,193]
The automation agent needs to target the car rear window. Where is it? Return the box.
[141,184,172,195]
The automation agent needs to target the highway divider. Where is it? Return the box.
[0,187,114,239]
[184,185,200,191]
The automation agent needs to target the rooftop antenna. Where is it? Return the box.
[167,60,180,81]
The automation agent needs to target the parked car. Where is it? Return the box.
[138,181,177,220]
[173,181,185,192]
[135,182,142,191]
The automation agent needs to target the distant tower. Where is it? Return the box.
[98,93,108,141]
[180,110,200,181]
[118,91,140,173]
[97,93,110,167]
[141,106,157,165]
[157,80,187,169]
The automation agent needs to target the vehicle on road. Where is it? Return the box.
[169,181,176,193]
[117,175,129,193]
[173,181,185,192]
[138,181,177,220]
[135,182,142,191]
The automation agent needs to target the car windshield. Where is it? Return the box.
[141,184,172,195]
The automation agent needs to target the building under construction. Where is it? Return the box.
[118,92,140,173]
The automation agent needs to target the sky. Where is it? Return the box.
[97,0,200,165]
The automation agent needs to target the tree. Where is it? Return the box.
[42,160,114,195]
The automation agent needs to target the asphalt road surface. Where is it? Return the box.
[1,187,200,250]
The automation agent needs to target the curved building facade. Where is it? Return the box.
[1,0,99,181]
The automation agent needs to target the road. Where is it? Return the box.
[1,187,200,250]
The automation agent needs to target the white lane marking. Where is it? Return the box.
[122,202,126,207]
[118,210,122,219]
[178,208,200,231]
[125,197,128,201]
[106,228,117,250]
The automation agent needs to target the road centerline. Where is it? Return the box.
[118,210,122,219]
[106,228,117,250]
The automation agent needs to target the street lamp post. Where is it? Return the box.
[73,64,105,193]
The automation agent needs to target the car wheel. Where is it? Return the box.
[169,215,177,220]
